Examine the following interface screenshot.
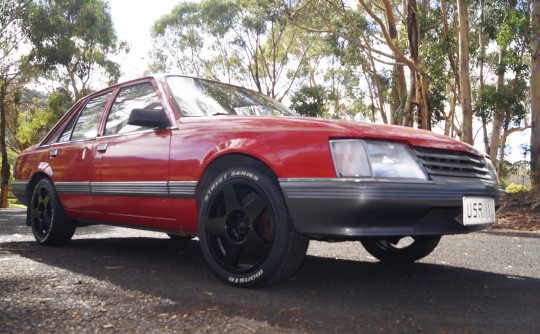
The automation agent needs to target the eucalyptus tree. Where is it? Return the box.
[0,0,30,207]
[149,2,207,76]
[284,0,464,130]
[531,0,540,191]
[473,0,531,173]
[284,0,392,122]
[23,0,125,99]
[150,0,317,101]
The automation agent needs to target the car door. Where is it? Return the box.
[47,92,112,216]
[91,81,175,228]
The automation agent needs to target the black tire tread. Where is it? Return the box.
[30,178,75,246]
[361,236,441,263]
[199,165,308,287]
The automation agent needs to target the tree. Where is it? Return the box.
[149,2,206,76]
[531,0,540,191]
[150,0,316,101]
[1,0,29,207]
[23,0,125,99]
[457,0,474,144]
[290,84,328,117]
[285,0,454,129]
[13,88,73,151]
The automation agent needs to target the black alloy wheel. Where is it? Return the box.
[361,235,442,263]
[30,178,75,246]
[199,166,309,287]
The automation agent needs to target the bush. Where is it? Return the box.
[505,183,530,193]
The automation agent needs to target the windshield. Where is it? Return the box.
[165,76,296,117]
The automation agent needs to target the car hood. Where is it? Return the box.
[181,116,482,156]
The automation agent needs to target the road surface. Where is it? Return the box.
[1,209,539,333]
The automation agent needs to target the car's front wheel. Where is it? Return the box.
[29,178,76,246]
[361,236,441,263]
[198,166,309,287]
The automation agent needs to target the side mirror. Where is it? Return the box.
[128,109,170,129]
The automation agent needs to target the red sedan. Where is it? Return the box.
[12,75,505,286]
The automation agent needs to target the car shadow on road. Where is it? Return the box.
[3,235,539,333]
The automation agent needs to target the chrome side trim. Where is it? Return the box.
[91,182,169,197]
[52,180,198,198]
[11,180,29,193]
[55,182,91,195]
[169,181,198,198]
[11,180,30,204]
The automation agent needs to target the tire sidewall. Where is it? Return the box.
[30,178,73,245]
[361,236,441,263]
[198,166,290,287]
[30,179,56,244]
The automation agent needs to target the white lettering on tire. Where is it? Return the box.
[204,170,260,202]
[227,269,264,284]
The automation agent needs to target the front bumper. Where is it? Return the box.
[279,178,506,239]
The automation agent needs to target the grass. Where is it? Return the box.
[8,199,26,209]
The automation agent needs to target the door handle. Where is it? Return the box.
[49,149,58,157]
[97,143,108,152]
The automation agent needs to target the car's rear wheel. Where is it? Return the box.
[30,178,76,246]
[361,236,441,263]
[198,166,309,287]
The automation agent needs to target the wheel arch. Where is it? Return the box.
[24,172,54,227]
[26,172,52,206]
[197,153,279,201]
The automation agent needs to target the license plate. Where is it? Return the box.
[462,197,495,225]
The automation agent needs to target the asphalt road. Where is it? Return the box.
[1,208,539,333]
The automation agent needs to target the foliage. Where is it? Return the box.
[532,0,540,191]
[149,0,318,101]
[505,183,530,193]
[0,0,126,207]
[290,85,328,117]
[0,0,536,194]
[17,88,72,150]
[23,0,125,98]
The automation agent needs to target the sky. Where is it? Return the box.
[107,0,182,81]
[105,0,530,163]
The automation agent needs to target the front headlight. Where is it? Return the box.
[330,140,428,180]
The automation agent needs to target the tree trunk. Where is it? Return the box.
[497,128,508,176]
[457,0,473,144]
[405,0,431,130]
[445,89,456,137]
[395,67,407,124]
[531,1,540,192]
[479,0,489,153]
[490,50,506,168]
[0,80,10,208]
[417,71,431,130]
[403,70,416,127]
[382,0,407,125]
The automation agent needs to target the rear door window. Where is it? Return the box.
[69,93,111,141]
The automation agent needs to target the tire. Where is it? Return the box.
[361,236,441,263]
[198,166,309,287]
[29,178,76,246]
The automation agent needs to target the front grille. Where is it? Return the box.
[413,148,492,180]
